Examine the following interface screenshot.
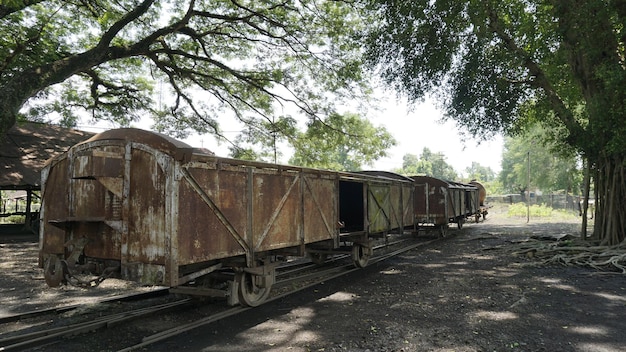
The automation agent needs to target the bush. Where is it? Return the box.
[0,215,26,224]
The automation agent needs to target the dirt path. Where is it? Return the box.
[1,207,625,351]
[150,209,626,352]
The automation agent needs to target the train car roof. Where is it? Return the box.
[69,129,431,186]
[79,128,198,161]
[354,170,415,182]
[410,175,477,190]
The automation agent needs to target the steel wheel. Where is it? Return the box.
[352,244,370,268]
[236,271,272,307]
[43,255,64,287]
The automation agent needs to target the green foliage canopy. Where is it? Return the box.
[0,0,370,144]
[499,126,582,194]
[289,112,396,171]
[364,0,626,244]
[227,115,298,162]
[364,0,626,158]
[464,161,496,183]
[394,148,458,180]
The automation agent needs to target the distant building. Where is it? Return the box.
[0,122,94,232]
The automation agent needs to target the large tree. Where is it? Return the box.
[365,0,626,244]
[464,162,496,183]
[289,112,395,170]
[227,115,298,163]
[0,0,368,142]
[394,148,458,180]
[499,126,582,195]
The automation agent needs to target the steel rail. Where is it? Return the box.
[0,298,191,351]
[0,288,170,325]
[1,235,439,352]
[118,236,440,352]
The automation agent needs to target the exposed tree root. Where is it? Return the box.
[489,234,626,274]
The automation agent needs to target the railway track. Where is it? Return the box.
[121,235,440,351]
[0,234,440,352]
[0,289,170,325]
[0,298,192,351]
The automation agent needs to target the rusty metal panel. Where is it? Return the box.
[470,181,486,206]
[367,182,391,234]
[176,161,341,266]
[389,183,403,230]
[40,157,70,254]
[126,148,167,264]
[302,173,338,243]
[388,182,415,231]
[402,184,414,227]
[41,143,127,261]
[447,188,464,219]
[176,166,248,265]
[251,169,302,251]
[70,145,125,260]
[71,178,106,219]
[83,128,194,162]
[81,223,122,260]
[413,177,448,226]
[72,147,124,178]
[466,188,480,214]
[413,182,428,221]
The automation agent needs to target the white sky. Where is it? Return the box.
[178,97,504,176]
[77,95,503,176]
[361,99,504,174]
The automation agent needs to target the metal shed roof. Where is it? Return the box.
[0,122,94,190]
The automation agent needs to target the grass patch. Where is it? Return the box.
[0,215,26,224]
[507,203,578,220]
[508,203,553,217]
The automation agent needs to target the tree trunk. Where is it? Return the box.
[592,154,626,245]
[580,158,591,239]
[0,87,27,138]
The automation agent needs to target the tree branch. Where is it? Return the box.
[0,0,44,19]
[95,0,156,51]
[485,5,585,144]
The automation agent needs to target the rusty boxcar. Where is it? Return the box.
[469,180,489,221]
[411,176,480,236]
[39,128,415,306]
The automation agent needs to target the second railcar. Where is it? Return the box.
[39,128,415,306]
[411,176,480,236]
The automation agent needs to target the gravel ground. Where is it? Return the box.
[1,205,625,352]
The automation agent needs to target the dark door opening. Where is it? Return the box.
[339,180,364,233]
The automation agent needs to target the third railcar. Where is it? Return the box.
[39,128,415,306]
[411,175,482,236]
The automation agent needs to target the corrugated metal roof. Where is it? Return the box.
[0,122,94,189]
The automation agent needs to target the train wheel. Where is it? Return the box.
[457,218,464,229]
[43,255,65,287]
[236,271,272,307]
[309,252,327,265]
[352,244,371,268]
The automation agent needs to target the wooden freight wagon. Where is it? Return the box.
[411,176,480,236]
[39,128,414,306]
